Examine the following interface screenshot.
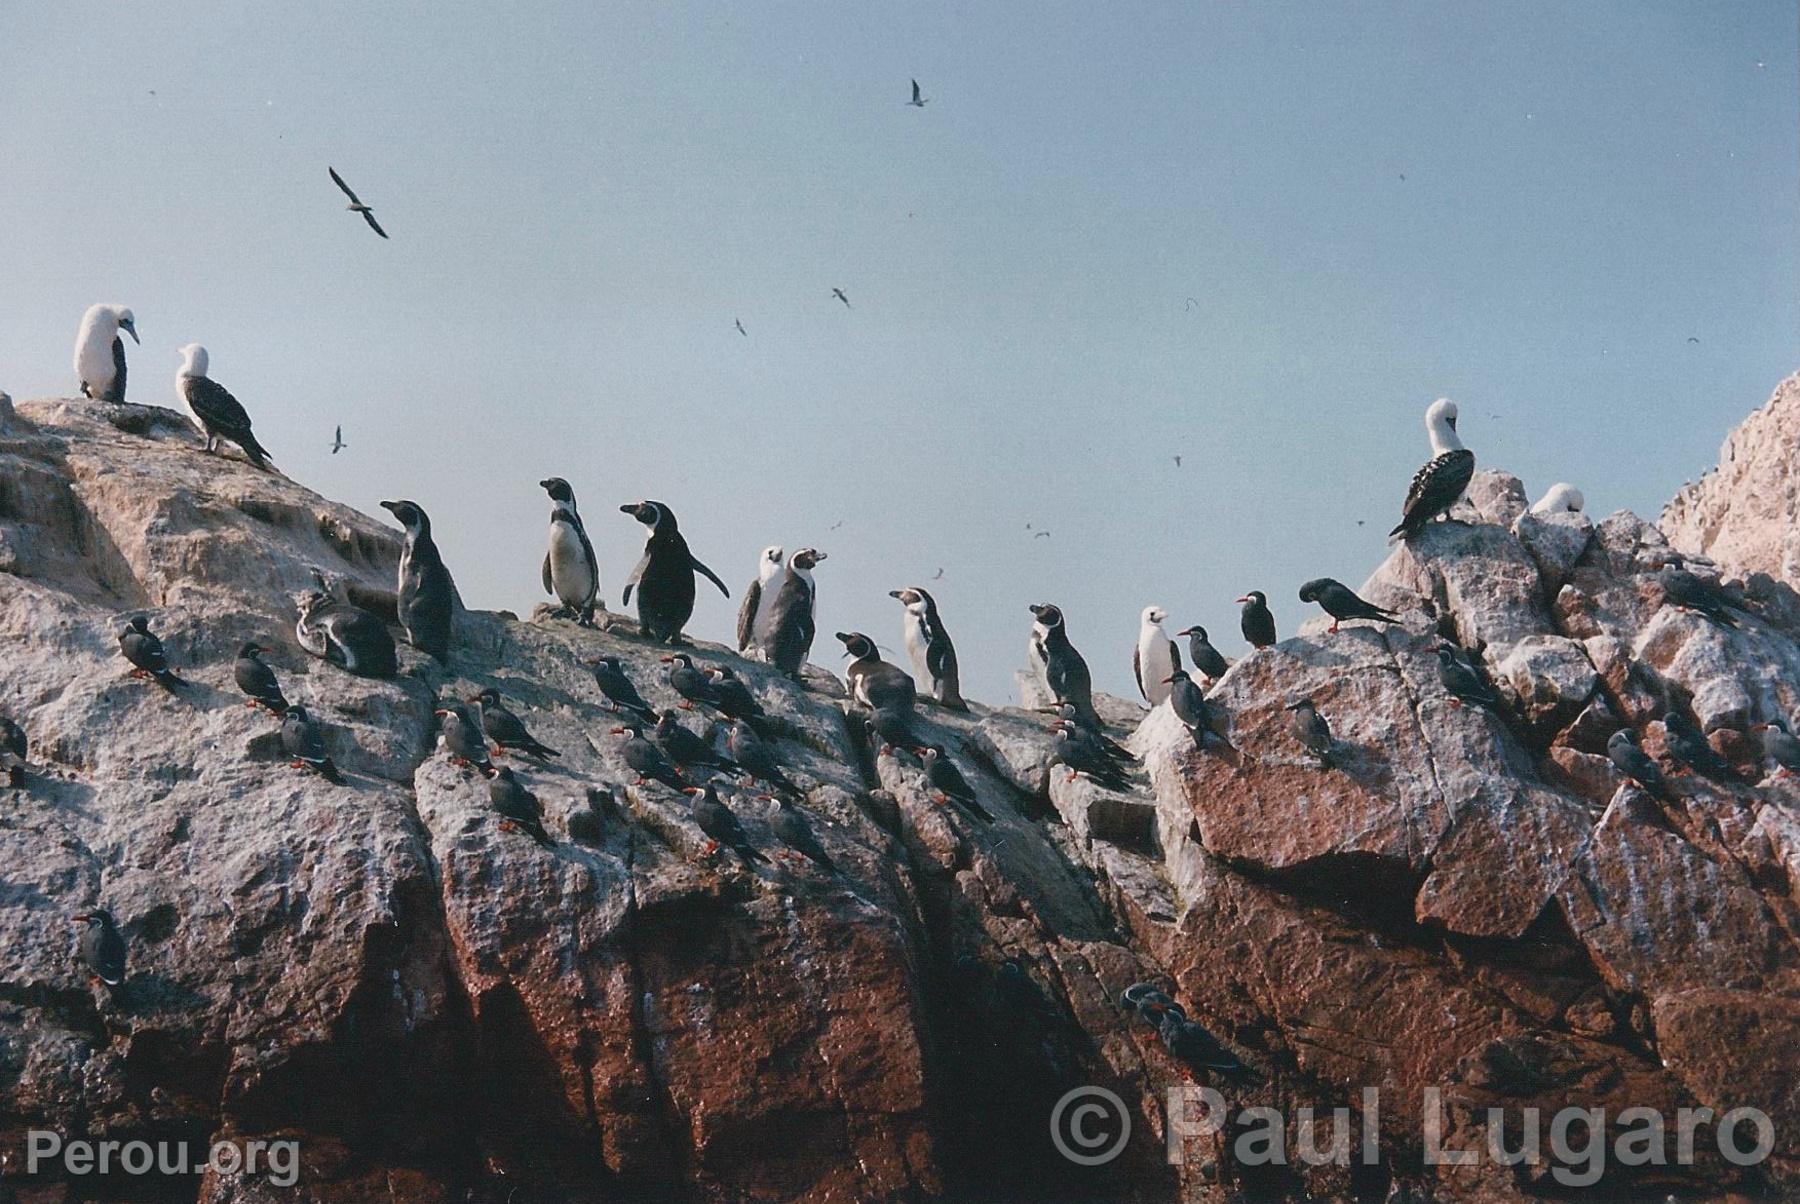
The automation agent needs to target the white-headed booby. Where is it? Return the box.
[1390,399,1476,542]
[1134,605,1181,707]
[737,545,784,656]
[176,345,272,468]
[74,305,137,403]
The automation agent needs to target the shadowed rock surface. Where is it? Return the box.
[1,392,1797,1201]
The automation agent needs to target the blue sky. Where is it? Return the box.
[2,2,1795,701]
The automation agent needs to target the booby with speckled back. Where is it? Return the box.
[176,344,272,468]
[1390,399,1476,542]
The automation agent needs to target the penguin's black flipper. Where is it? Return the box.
[690,554,731,599]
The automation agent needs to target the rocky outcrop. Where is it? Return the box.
[2,392,1798,1201]
[1663,370,1800,586]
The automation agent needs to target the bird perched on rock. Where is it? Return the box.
[74,304,137,403]
[1119,982,1181,1020]
[539,477,601,627]
[1755,718,1800,778]
[1286,698,1334,768]
[866,705,920,757]
[1435,643,1501,710]
[488,767,554,846]
[1175,626,1230,682]
[2,714,28,788]
[661,653,719,710]
[1145,1000,1255,1081]
[380,500,455,661]
[770,794,836,872]
[295,586,398,678]
[280,704,342,783]
[653,709,734,773]
[1134,606,1182,707]
[1236,592,1276,649]
[1049,722,1132,791]
[702,666,766,727]
[738,546,785,656]
[1656,567,1741,629]
[722,718,797,793]
[890,587,967,709]
[1661,710,1733,782]
[436,701,495,776]
[1390,398,1476,542]
[472,687,560,759]
[1298,578,1401,633]
[1029,604,1098,729]
[176,344,272,468]
[916,745,993,821]
[838,631,918,712]
[620,501,729,645]
[1607,729,1665,797]
[1166,673,1215,751]
[118,616,184,691]
[73,909,128,995]
[234,642,288,714]
[1052,703,1136,764]
[757,548,827,678]
[585,656,655,721]
[613,722,687,791]
[684,783,767,865]
[1530,483,1585,515]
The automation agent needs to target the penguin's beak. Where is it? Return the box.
[888,590,904,599]
[538,479,554,490]
[379,500,400,515]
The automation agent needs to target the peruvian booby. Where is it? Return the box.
[1754,718,1800,777]
[619,501,729,645]
[1529,483,1585,515]
[1390,399,1476,542]
[1028,604,1097,729]
[756,548,826,679]
[1661,710,1733,782]
[737,546,785,655]
[1434,643,1500,709]
[294,586,398,678]
[281,703,342,782]
[73,304,137,403]
[1297,578,1401,633]
[234,642,288,714]
[836,631,918,712]
[118,615,184,691]
[488,767,553,846]
[916,745,993,821]
[73,909,127,992]
[1174,625,1230,681]
[889,587,967,709]
[472,687,560,759]
[908,79,929,107]
[1134,606,1181,707]
[175,345,273,468]
[1607,729,1665,796]
[380,500,455,660]
[1235,591,1276,649]
[684,783,767,865]
[1285,699,1334,768]
[328,167,388,238]
[436,701,495,776]
[540,478,601,627]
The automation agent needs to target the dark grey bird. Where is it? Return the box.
[1435,644,1501,709]
[1657,567,1741,629]
[908,78,929,107]
[567,785,620,844]
[1661,710,1734,782]
[620,500,729,645]
[294,583,398,678]
[1166,673,1214,751]
[1298,578,1402,632]
[472,687,559,759]
[756,548,827,678]
[1754,718,1800,777]
[1286,698,1334,768]
[329,166,388,238]
[1120,982,1182,1020]
[234,642,288,714]
[1049,722,1133,791]
[832,288,851,308]
[613,721,687,791]
[436,701,494,777]
[1235,591,1276,649]
[380,500,455,661]
[653,709,734,773]
[330,424,346,454]
[837,631,918,712]
[1607,729,1666,796]
[722,718,797,794]
[1,714,28,788]
[702,666,767,727]
[1149,1002,1255,1081]
[585,655,655,721]
[770,795,836,872]
[684,783,767,865]
[1028,603,1097,729]
[281,703,342,783]
[916,745,993,821]
[177,345,273,468]
[118,615,183,691]
[661,653,719,710]
[488,767,553,846]
[1051,702,1136,764]
[73,909,127,992]
[1174,625,1229,681]
[1390,399,1476,542]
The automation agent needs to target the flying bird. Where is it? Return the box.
[328,167,388,239]
[908,79,929,107]
[331,425,346,454]
[832,288,851,308]
[932,568,944,580]
[1173,455,1182,468]
[735,319,747,337]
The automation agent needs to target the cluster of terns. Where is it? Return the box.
[30,302,1800,1005]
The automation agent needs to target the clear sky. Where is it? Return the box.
[2,2,1795,702]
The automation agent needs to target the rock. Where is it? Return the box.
[1663,370,1800,586]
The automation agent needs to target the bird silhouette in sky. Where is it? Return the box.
[832,288,851,308]
[735,319,747,337]
[908,79,929,107]
[328,167,388,239]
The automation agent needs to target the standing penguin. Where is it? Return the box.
[73,304,138,403]
[1174,625,1230,682]
[1134,606,1182,707]
[889,586,967,710]
[176,344,273,468]
[540,478,601,627]
[836,631,918,712]
[620,501,729,644]
[380,500,456,661]
[1028,604,1097,729]
[737,545,785,656]
[1236,591,1277,649]
[756,548,827,679]
[295,586,398,678]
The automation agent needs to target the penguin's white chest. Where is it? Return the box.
[902,612,931,682]
[1139,630,1176,705]
[548,521,594,603]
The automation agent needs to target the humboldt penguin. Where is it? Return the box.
[915,745,993,821]
[1174,625,1229,682]
[1390,398,1476,542]
[73,304,137,403]
[435,701,495,776]
[1028,604,1097,729]
[472,687,560,759]
[836,631,918,712]
[1285,698,1334,768]
[1134,606,1181,707]
[73,909,128,993]
[281,704,343,783]
[619,501,729,644]
[176,344,273,468]
[380,500,455,660]
[757,548,827,678]
[612,721,687,791]
[540,477,601,626]
[1235,592,1276,649]
[118,616,184,691]
[1607,729,1666,797]
[584,655,655,721]
[1298,578,1401,633]
[294,587,398,678]
[234,642,288,714]
[488,767,554,846]
[683,783,767,865]
[738,545,785,655]
[889,587,967,709]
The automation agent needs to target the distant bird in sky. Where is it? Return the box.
[1687,336,1700,344]
[932,568,944,580]
[1173,454,1182,468]
[735,319,747,337]
[908,79,929,107]
[331,424,346,454]
[832,288,851,308]
[1034,531,1050,539]
[328,167,388,239]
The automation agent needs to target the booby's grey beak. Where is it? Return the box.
[121,322,139,344]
